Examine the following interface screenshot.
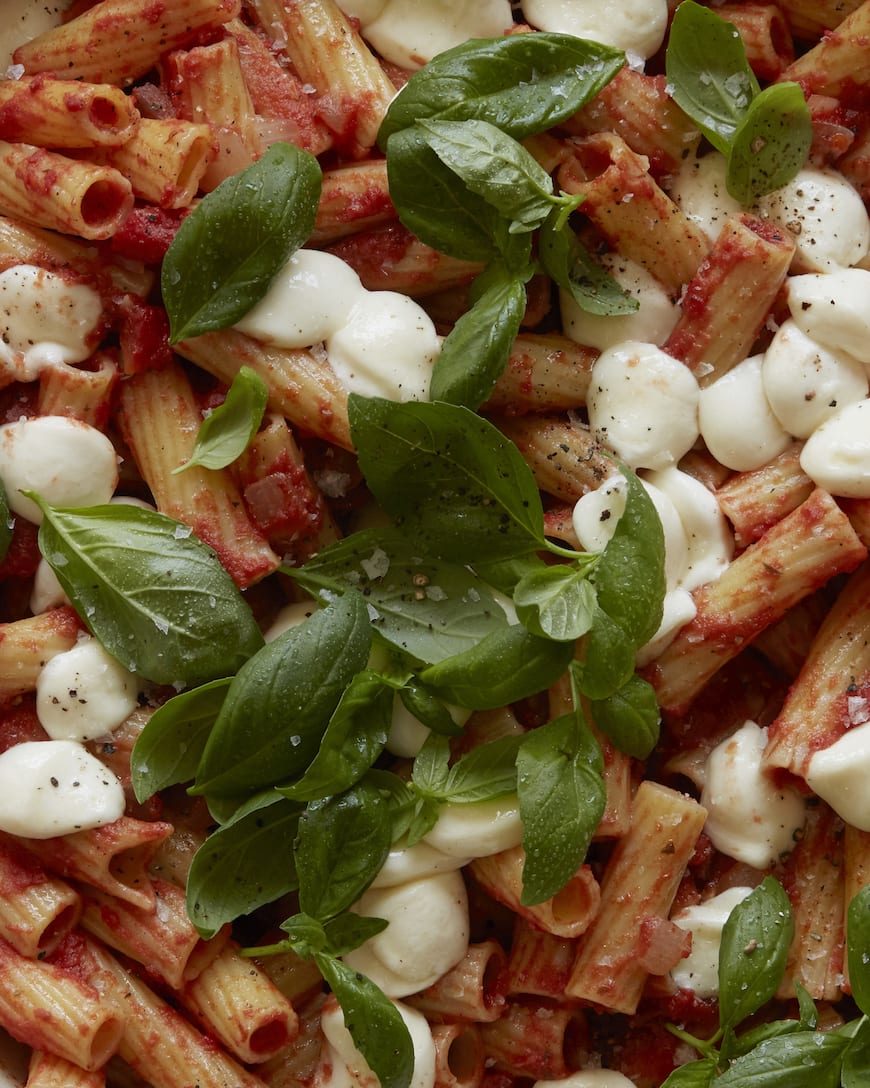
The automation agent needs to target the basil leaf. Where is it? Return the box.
[404,796,442,847]
[293,527,510,665]
[279,911,328,958]
[572,610,636,701]
[718,876,794,1031]
[131,678,231,802]
[659,1059,716,1088]
[848,885,870,1015]
[842,1016,870,1087]
[430,267,529,410]
[475,554,548,595]
[794,981,818,1029]
[514,561,597,641]
[592,464,666,648]
[713,1030,851,1087]
[0,481,11,565]
[349,395,546,563]
[323,913,389,957]
[445,735,523,803]
[516,713,605,906]
[417,118,567,232]
[36,502,264,686]
[277,671,393,803]
[175,366,268,474]
[295,780,392,920]
[588,673,661,759]
[411,734,452,796]
[538,210,639,316]
[194,594,371,796]
[398,681,463,737]
[419,624,575,709]
[665,0,759,155]
[186,793,300,938]
[314,955,414,1088]
[728,1018,803,1059]
[379,34,624,147]
[162,142,321,342]
[727,83,812,204]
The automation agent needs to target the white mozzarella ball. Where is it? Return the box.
[371,841,469,888]
[423,797,523,858]
[587,341,700,470]
[800,398,870,498]
[321,998,435,1088]
[36,636,139,742]
[787,268,870,363]
[0,416,118,524]
[806,722,870,831]
[0,740,125,838]
[361,0,513,69]
[560,254,679,351]
[668,152,742,244]
[698,354,791,471]
[762,319,868,438]
[326,291,439,402]
[521,0,668,60]
[30,558,70,614]
[234,250,365,349]
[670,887,755,998]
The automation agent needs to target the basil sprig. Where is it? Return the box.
[33,500,264,685]
[380,34,633,409]
[666,0,811,204]
[663,881,870,1086]
[162,142,322,342]
[174,367,269,474]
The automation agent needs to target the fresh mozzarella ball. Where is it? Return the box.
[385,697,432,758]
[371,841,469,888]
[36,636,139,742]
[423,797,523,857]
[800,399,870,498]
[587,342,700,471]
[322,998,435,1088]
[635,586,696,666]
[757,166,870,272]
[358,0,513,69]
[698,354,791,472]
[342,871,469,997]
[326,291,439,401]
[234,250,365,348]
[668,152,741,243]
[0,265,102,381]
[700,721,806,869]
[335,0,386,20]
[642,467,733,592]
[535,1071,641,1088]
[0,740,125,837]
[762,319,868,438]
[787,268,870,363]
[0,416,118,524]
[670,887,755,998]
[521,0,668,60]
[30,558,70,614]
[560,254,679,350]
[806,722,870,831]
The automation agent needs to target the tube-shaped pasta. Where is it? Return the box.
[0,839,81,960]
[0,77,140,148]
[406,941,508,1024]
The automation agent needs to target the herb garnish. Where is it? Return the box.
[173,366,269,474]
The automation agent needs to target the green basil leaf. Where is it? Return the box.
[398,681,463,737]
[35,501,264,686]
[162,142,321,342]
[0,481,11,565]
[713,1030,851,1088]
[417,118,565,232]
[430,267,528,411]
[379,34,624,147]
[445,735,523,803]
[538,210,639,316]
[404,796,442,847]
[659,1059,717,1088]
[419,623,575,710]
[131,678,231,802]
[186,793,300,938]
[323,913,389,958]
[295,780,392,920]
[194,594,371,796]
[411,733,452,796]
[588,673,661,759]
[514,561,597,641]
[794,981,818,1029]
[665,0,759,155]
[278,911,328,958]
[314,955,414,1088]
[592,464,666,648]
[848,885,870,1015]
[277,671,393,803]
[728,1019,803,1060]
[292,527,510,665]
[727,83,812,205]
[842,1016,870,1087]
[175,366,269,474]
[365,769,419,843]
[572,609,636,700]
[516,713,605,906]
[349,395,546,563]
[475,554,548,595]
[718,876,794,1031]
